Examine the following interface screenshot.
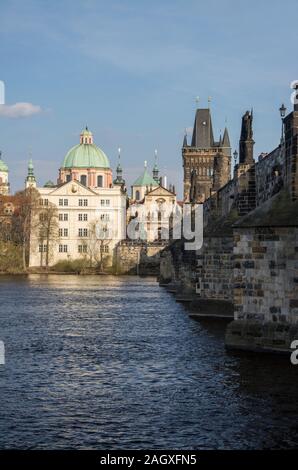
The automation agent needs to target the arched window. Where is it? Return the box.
[136,190,140,200]
[80,175,87,186]
[97,175,103,187]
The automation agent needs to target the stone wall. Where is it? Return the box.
[196,236,233,302]
[114,241,167,275]
[159,240,197,292]
[255,146,284,205]
[226,225,298,352]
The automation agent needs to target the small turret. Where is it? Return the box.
[183,130,188,147]
[113,147,125,187]
[152,149,159,183]
[25,158,37,189]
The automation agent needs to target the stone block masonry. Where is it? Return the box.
[114,241,167,276]
[226,225,298,352]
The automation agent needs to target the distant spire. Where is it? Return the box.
[153,149,159,183]
[183,129,188,147]
[113,147,125,186]
[25,156,36,188]
[222,127,230,147]
[28,158,34,177]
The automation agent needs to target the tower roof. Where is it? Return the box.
[191,108,214,148]
[222,127,230,147]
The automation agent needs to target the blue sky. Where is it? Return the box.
[0,0,297,197]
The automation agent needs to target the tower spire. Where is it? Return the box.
[183,129,188,147]
[153,149,159,183]
[25,155,37,189]
[113,147,125,187]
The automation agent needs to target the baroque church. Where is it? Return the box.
[26,127,176,268]
[183,107,231,203]
[28,127,127,268]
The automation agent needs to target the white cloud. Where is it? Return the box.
[0,102,42,118]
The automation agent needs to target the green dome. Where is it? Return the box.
[0,157,8,172]
[133,167,158,187]
[62,144,110,169]
[62,128,110,169]
[44,180,56,188]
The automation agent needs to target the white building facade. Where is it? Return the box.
[28,128,127,268]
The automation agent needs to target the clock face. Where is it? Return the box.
[202,121,206,126]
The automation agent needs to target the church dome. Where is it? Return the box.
[62,127,110,169]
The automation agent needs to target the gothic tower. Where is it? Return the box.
[183,107,231,203]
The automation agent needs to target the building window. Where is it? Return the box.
[59,213,68,221]
[59,199,68,206]
[78,213,88,222]
[100,213,110,221]
[104,245,109,253]
[97,175,103,187]
[59,228,63,237]
[78,228,88,237]
[78,245,87,253]
[100,199,105,206]
[40,198,49,206]
[136,190,140,200]
[64,213,68,221]
[66,174,71,182]
[79,199,88,207]
[64,228,68,237]
[59,214,63,221]
[59,244,68,253]
[39,244,48,252]
[80,175,87,186]
[106,200,110,206]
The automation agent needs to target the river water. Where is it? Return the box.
[0,275,297,449]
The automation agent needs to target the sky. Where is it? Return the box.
[0,0,297,197]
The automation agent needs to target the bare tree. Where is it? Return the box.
[11,188,40,270]
[38,202,59,268]
[83,219,112,272]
